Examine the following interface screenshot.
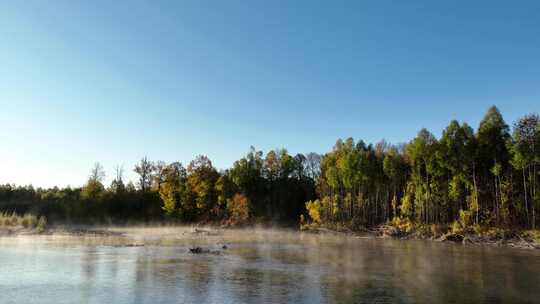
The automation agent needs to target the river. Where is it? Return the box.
[0,227,538,304]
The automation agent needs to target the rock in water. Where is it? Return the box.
[189,246,222,255]
[189,247,204,254]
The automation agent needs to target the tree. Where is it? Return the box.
[477,106,510,223]
[264,150,280,181]
[511,114,540,228]
[383,146,408,218]
[159,162,187,217]
[292,153,307,180]
[230,146,264,199]
[152,161,167,191]
[439,120,478,221]
[89,162,105,183]
[304,152,322,181]
[215,172,236,217]
[81,162,105,200]
[134,156,154,192]
[405,129,439,223]
[109,165,125,194]
[187,155,219,214]
[478,106,510,166]
[126,181,136,193]
[227,193,251,225]
[461,123,480,224]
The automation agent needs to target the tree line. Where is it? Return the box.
[0,149,319,225]
[0,106,538,229]
[306,106,539,230]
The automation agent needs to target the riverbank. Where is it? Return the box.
[2,218,539,250]
[302,222,540,250]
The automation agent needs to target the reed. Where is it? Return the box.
[0,212,45,231]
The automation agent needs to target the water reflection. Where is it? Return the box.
[0,229,539,304]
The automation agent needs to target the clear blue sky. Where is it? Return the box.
[1,1,539,188]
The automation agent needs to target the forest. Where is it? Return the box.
[0,106,539,231]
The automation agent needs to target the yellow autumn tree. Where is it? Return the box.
[227,194,251,225]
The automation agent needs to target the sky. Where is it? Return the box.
[1,0,539,188]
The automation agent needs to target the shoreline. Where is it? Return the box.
[2,224,539,250]
[302,225,540,250]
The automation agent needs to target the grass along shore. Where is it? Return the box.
[0,212,47,235]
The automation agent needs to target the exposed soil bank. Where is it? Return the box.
[0,226,41,236]
[0,225,123,237]
[302,225,540,250]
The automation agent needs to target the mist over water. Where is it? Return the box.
[1,228,539,304]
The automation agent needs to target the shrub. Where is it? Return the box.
[451,221,463,234]
[21,214,38,228]
[36,216,47,233]
[458,210,473,228]
[415,224,432,238]
[21,216,30,228]
[449,210,475,234]
[0,212,41,229]
[0,212,18,227]
[305,200,322,224]
[9,213,18,226]
[391,217,415,234]
[430,224,448,237]
[526,230,540,244]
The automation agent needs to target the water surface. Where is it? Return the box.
[0,228,539,304]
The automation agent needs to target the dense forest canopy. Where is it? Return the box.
[1,106,539,229]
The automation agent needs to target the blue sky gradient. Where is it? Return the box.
[1,1,539,187]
